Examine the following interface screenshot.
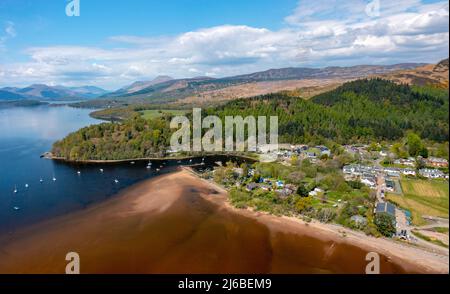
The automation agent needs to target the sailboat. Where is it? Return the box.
[25,183,29,188]
[99,168,104,173]
[114,179,119,184]
[77,171,81,175]
[53,176,57,181]
[13,186,17,194]
[13,206,20,211]
[40,178,43,183]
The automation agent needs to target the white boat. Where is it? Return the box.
[146,165,151,169]
[77,171,81,175]
[40,178,43,183]
[13,206,20,211]
[99,168,104,172]
[114,179,119,183]
[130,161,135,165]
[13,186,17,193]
[53,177,56,181]
[25,184,29,188]
[156,168,160,172]
[189,159,193,163]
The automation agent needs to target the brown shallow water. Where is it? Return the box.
[0,170,416,273]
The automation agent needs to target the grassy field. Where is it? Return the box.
[387,178,449,226]
[411,230,449,248]
[140,109,188,119]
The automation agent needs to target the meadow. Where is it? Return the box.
[140,109,189,120]
[387,178,449,226]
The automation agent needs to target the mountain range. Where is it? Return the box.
[0,84,108,101]
[99,63,427,105]
[2,60,448,104]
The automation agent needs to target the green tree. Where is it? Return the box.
[418,147,429,158]
[374,213,396,237]
[296,184,310,197]
[407,133,424,157]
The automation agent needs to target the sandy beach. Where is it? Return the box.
[0,169,447,274]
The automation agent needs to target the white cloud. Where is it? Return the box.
[1,1,448,89]
[5,21,16,38]
[0,21,16,51]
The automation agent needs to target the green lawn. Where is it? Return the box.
[140,109,188,120]
[387,178,449,226]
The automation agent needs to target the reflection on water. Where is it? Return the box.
[0,106,191,233]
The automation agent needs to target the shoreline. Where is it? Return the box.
[0,168,447,273]
[186,168,449,274]
[42,152,258,164]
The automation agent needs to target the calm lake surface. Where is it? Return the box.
[0,105,217,234]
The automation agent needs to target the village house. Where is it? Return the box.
[394,158,416,167]
[350,215,367,227]
[385,178,395,192]
[425,157,449,168]
[260,184,272,191]
[308,187,324,197]
[316,145,331,157]
[383,167,401,177]
[375,202,396,219]
[275,184,297,198]
[379,150,388,157]
[419,168,448,179]
[246,183,259,191]
[361,174,377,188]
[402,169,416,176]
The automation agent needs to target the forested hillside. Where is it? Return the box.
[213,79,449,144]
[52,114,172,160]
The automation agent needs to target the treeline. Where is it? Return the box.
[52,114,173,160]
[212,79,449,144]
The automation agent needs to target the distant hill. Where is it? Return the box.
[0,84,108,101]
[226,64,422,81]
[0,100,48,108]
[378,58,449,88]
[109,75,174,97]
[100,63,424,105]
[66,86,108,98]
[0,89,28,101]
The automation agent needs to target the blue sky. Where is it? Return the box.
[0,0,448,89]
